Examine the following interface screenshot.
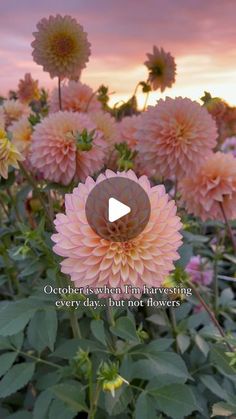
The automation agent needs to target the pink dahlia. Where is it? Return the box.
[135,97,217,179]
[186,255,213,286]
[50,80,101,113]
[30,111,107,185]
[32,15,90,80]
[52,170,182,294]
[9,116,32,156]
[144,46,176,92]
[179,152,236,221]
[2,100,30,127]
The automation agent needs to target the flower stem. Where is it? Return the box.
[58,77,62,110]
[69,310,82,338]
[19,162,54,229]
[219,202,236,255]
[189,280,234,352]
[143,90,150,111]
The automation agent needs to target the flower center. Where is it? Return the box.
[51,33,76,58]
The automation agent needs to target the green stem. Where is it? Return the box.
[58,77,62,110]
[142,90,150,111]
[19,162,54,229]
[1,244,20,295]
[88,382,101,419]
[213,255,218,313]
[16,349,62,369]
[69,310,82,338]
[190,280,234,352]
[169,307,180,353]
[7,188,22,223]
[219,202,236,255]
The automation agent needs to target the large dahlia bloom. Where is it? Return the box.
[144,46,176,92]
[30,111,107,185]
[136,97,217,179]
[50,81,101,113]
[18,73,40,104]
[9,116,33,156]
[31,15,90,79]
[52,170,182,294]
[180,152,236,221]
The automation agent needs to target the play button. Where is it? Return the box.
[85,176,151,242]
[108,198,131,222]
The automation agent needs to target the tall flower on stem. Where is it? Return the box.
[144,46,176,92]
[32,15,91,109]
[18,73,40,104]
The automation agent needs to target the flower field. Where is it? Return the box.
[0,14,236,419]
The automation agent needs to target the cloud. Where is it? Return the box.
[0,0,236,104]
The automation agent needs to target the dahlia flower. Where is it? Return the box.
[18,73,40,104]
[186,255,213,286]
[52,170,182,295]
[30,111,107,185]
[2,100,30,127]
[50,81,101,113]
[222,137,236,158]
[8,116,33,156]
[179,152,236,221]
[135,97,217,179]
[144,46,176,92]
[89,111,118,145]
[0,129,23,179]
[31,15,90,79]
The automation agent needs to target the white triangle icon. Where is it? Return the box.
[108,197,131,222]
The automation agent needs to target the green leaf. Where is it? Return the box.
[131,352,189,381]
[52,338,105,359]
[48,399,77,419]
[210,345,236,382]
[27,309,58,352]
[90,319,106,345]
[200,375,228,400]
[194,334,209,357]
[0,352,17,377]
[33,390,53,419]
[175,243,193,268]
[211,402,236,417]
[176,334,190,354]
[103,386,132,416]
[110,317,139,342]
[51,381,88,413]
[150,384,197,419]
[0,362,35,397]
[135,392,157,419]
[0,300,36,336]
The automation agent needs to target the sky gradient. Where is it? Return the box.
[0,0,236,107]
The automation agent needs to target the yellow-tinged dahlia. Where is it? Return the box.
[18,73,40,104]
[0,129,24,179]
[31,15,91,79]
[144,46,176,92]
[8,116,33,156]
[179,152,236,221]
[52,170,182,294]
[135,97,217,179]
[30,111,108,185]
[2,100,30,127]
[50,80,101,113]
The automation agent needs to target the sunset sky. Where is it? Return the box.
[0,0,236,107]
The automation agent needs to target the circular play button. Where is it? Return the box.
[85,177,151,242]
